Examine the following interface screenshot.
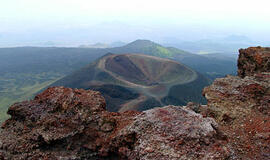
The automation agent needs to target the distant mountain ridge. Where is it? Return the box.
[78,41,126,48]
[79,42,110,48]
[0,39,236,78]
[163,35,258,55]
[109,40,237,79]
[110,39,190,58]
[0,39,236,122]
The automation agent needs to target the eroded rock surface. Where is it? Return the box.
[203,47,270,159]
[0,87,230,159]
[238,47,270,77]
[119,106,230,159]
[0,87,139,159]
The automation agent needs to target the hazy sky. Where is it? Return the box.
[0,0,269,46]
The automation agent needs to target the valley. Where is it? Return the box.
[0,40,237,123]
[0,72,62,122]
[51,54,208,111]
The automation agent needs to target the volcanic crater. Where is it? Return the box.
[51,54,208,111]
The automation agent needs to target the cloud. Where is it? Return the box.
[0,0,269,44]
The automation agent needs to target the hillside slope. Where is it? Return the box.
[0,40,235,122]
[110,40,237,79]
[52,54,209,111]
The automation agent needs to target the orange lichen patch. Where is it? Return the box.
[254,53,263,65]
[241,46,265,55]
[238,47,270,77]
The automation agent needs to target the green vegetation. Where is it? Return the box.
[156,46,173,57]
[0,47,105,123]
[111,40,185,58]
[0,72,63,123]
[110,40,236,80]
[0,40,237,122]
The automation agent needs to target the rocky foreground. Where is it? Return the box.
[202,47,270,159]
[0,47,269,160]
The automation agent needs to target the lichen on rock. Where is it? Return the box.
[203,47,270,159]
[238,47,270,77]
[0,87,230,159]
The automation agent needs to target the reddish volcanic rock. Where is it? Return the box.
[203,47,270,159]
[238,47,270,77]
[203,74,270,159]
[120,106,230,159]
[0,87,230,159]
[0,87,140,159]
